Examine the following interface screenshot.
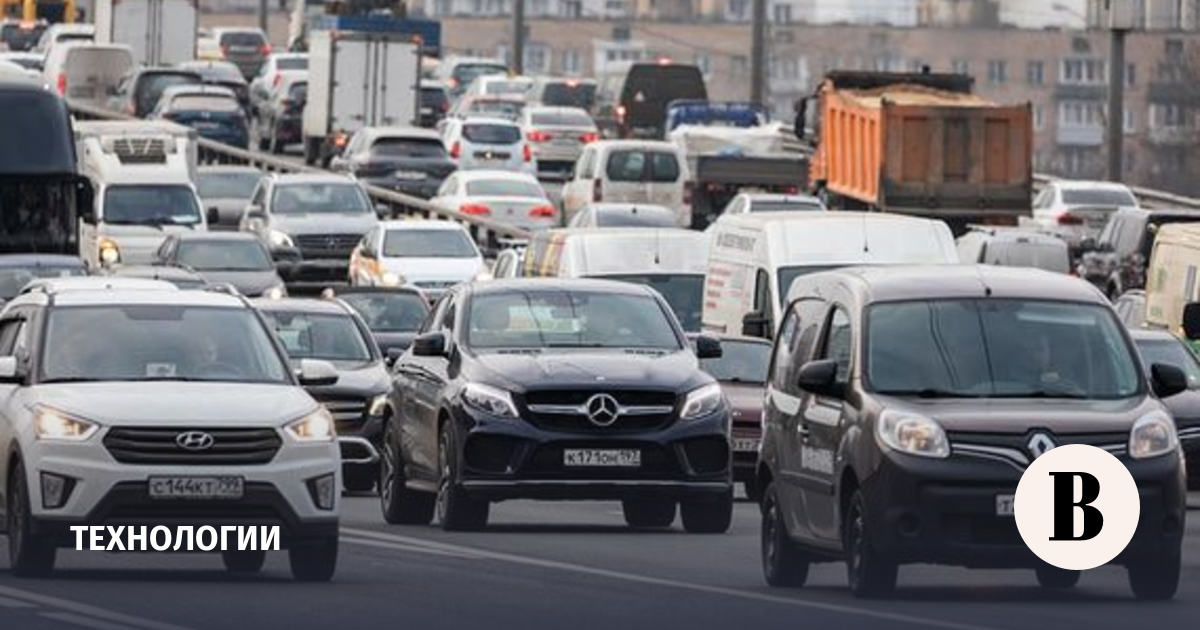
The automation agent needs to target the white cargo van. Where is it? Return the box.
[703,212,957,339]
[75,121,207,268]
[42,42,133,107]
[1145,223,1200,335]
[523,227,709,331]
[561,140,692,228]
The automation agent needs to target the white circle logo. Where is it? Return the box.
[1013,444,1140,570]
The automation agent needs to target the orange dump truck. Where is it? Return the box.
[806,71,1032,232]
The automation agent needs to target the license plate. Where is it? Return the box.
[731,437,760,452]
[148,476,244,500]
[995,494,1015,516]
[393,170,426,180]
[563,449,641,467]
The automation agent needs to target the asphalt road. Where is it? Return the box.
[1,494,1197,630]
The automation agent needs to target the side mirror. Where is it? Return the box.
[385,346,405,366]
[694,334,723,360]
[297,358,339,386]
[0,356,21,383]
[1183,303,1200,340]
[375,203,391,219]
[411,331,447,357]
[741,311,770,339]
[1079,237,1097,252]
[206,206,220,225]
[796,359,842,398]
[75,176,95,224]
[1150,362,1188,399]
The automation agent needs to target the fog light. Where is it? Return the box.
[307,473,336,510]
[98,239,121,266]
[40,472,75,509]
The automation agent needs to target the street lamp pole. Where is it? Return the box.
[1107,27,1127,181]
[750,0,767,105]
[512,0,526,74]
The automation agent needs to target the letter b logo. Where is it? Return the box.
[1014,444,1140,570]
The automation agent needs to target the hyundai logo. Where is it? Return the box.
[1027,432,1056,459]
[175,431,215,451]
[585,394,620,427]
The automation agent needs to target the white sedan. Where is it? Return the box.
[1024,180,1139,249]
[348,219,489,299]
[430,169,558,234]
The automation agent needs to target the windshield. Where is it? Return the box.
[465,179,545,198]
[777,266,843,307]
[531,110,594,127]
[605,151,680,182]
[370,138,447,159]
[1062,188,1137,207]
[277,56,307,70]
[0,265,84,299]
[177,240,271,271]
[103,185,201,226]
[271,183,369,214]
[484,80,531,96]
[260,310,372,362]
[1134,338,1200,390]
[196,171,260,199]
[468,101,522,119]
[169,95,241,112]
[453,63,506,87]
[137,73,201,112]
[383,229,478,258]
[340,292,428,333]
[220,32,265,47]
[462,123,521,144]
[700,339,770,383]
[41,305,289,383]
[600,274,704,332]
[866,299,1140,399]
[467,290,681,350]
[542,83,596,108]
[749,201,824,212]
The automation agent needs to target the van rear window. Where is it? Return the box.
[605,151,680,183]
[463,124,520,145]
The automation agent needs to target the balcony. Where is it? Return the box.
[1146,126,1198,146]
[1056,124,1104,146]
[1055,83,1107,100]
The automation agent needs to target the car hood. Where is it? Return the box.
[196,269,282,296]
[467,349,708,394]
[878,395,1159,434]
[302,361,389,398]
[29,382,315,427]
[272,212,376,236]
[384,257,485,282]
[720,380,764,426]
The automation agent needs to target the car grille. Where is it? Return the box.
[414,280,459,290]
[521,390,677,434]
[295,234,361,258]
[103,427,281,465]
[317,397,368,434]
[947,430,1128,470]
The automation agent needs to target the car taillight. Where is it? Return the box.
[259,43,272,55]
[616,105,626,122]
[272,73,282,88]
[460,203,491,215]
[220,45,230,58]
[522,144,532,162]
[333,132,349,148]
[449,141,461,159]
[528,205,556,218]
[579,132,598,143]
[683,181,694,206]
[593,179,602,202]
[527,130,551,142]
[1057,212,1083,225]
[56,73,66,95]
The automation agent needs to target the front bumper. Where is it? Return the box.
[272,250,350,286]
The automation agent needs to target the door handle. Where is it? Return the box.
[796,423,810,438]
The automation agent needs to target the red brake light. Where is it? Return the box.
[460,203,491,216]
[56,73,66,95]
[615,105,626,122]
[593,179,602,202]
[449,141,461,159]
[579,132,598,143]
[272,73,282,87]
[260,43,272,55]
[528,205,556,218]
[527,130,552,142]
[333,133,349,147]
[522,144,532,162]
[1057,213,1083,226]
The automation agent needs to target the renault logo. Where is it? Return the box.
[584,394,620,427]
[175,431,215,451]
[1027,432,1056,459]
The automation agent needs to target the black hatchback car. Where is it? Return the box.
[379,279,733,532]
[1078,208,1200,298]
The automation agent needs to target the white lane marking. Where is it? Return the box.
[0,585,195,630]
[38,611,136,630]
[341,536,484,560]
[0,594,36,608]
[341,527,999,630]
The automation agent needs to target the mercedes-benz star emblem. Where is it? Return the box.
[584,394,620,427]
[1027,432,1056,459]
[175,431,215,452]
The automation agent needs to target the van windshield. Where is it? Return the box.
[605,151,680,182]
[103,185,202,226]
[601,273,704,332]
[866,299,1140,399]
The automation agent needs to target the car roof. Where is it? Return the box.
[590,139,678,151]
[171,231,262,243]
[801,265,1107,305]
[1127,328,1178,342]
[585,202,674,213]
[459,115,520,127]
[251,297,351,315]
[269,172,357,185]
[742,193,823,204]
[360,126,441,142]
[457,169,538,182]
[379,219,470,231]
[469,277,657,297]
[50,288,244,308]
[160,84,236,98]
[526,105,591,115]
[0,254,83,268]
[964,227,1066,245]
[1054,179,1132,191]
[326,285,425,298]
[198,164,262,175]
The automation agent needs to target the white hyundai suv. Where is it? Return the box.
[0,279,342,580]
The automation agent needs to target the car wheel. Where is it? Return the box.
[343,465,377,493]
[743,480,761,502]
[844,488,897,598]
[679,489,733,534]
[1035,564,1080,589]
[1127,551,1180,600]
[7,461,56,578]
[222,550,266,573]
[761,482,808,587]
[435,424,488,531]
[288,536,338,582]
[621,498,675,528]
[379,422,435,525]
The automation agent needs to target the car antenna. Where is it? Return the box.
[861,213,870,253]
[977,266,992,297]
[654,228,661,265]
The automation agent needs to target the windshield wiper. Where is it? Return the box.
[876,388,984,399]
[40,377,108,384]
[544,342,609,348]
[990,390,1089,400]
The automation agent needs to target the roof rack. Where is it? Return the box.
[19,277,179,296]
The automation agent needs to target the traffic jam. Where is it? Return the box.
[0,1,1198,629]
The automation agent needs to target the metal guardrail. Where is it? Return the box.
[67,101,534,248]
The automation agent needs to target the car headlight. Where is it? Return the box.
[461,382,518,418]
[680,382,725,420]
[33,407,99,441]
[286,408,335,442]
[367,393,388,417]
[98,238,121,266]
[1129,410,1177,459]
[268,229,294,249]
[877,409,949,459]
[380,271,404,287]
[263,284,286,300]
[473,270,493,282]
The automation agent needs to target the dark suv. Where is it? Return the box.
[379,279,733,532]
[759,265,1187,599]
[1078,208,1200,298]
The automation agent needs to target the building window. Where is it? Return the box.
[987,60,1007,84]
[1060,58,1106,85]
[731,55,749,76]
[908,59,926,73]
[773,4,792,24]
[695,53,711,75]
[1059,100,1105,127]
[951,59,969,74]
[531,0,548,15]
[524,44,548,74]
[563,0,582,17]
[1033,104,1044,131]
[1124,108,1136,133]
[562,49,582,76]
[1149,103,1188,129]
[728,0,748,19]
[1026,61,1044,85]
[1126,63,1135,86]
[1166,39,1184,59]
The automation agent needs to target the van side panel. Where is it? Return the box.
[1146,232,1200,334]
[703,225,759,335]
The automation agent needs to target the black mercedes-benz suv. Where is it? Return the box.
[379,278,733,532]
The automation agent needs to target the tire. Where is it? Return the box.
[379,421,435,525]
[435,424,488,531]
[743,479,761,502]
[6,462,56,578]
[843,489,897,598]
[1035,565,1080,589]
[222,550,266,573]
[343,465,377,493]
[761,482,809,587]
[680,489,733,534]
[303,138,318,166]
[1128,552,1180,601]
[288,536,338,582]
[621,499,675,528]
